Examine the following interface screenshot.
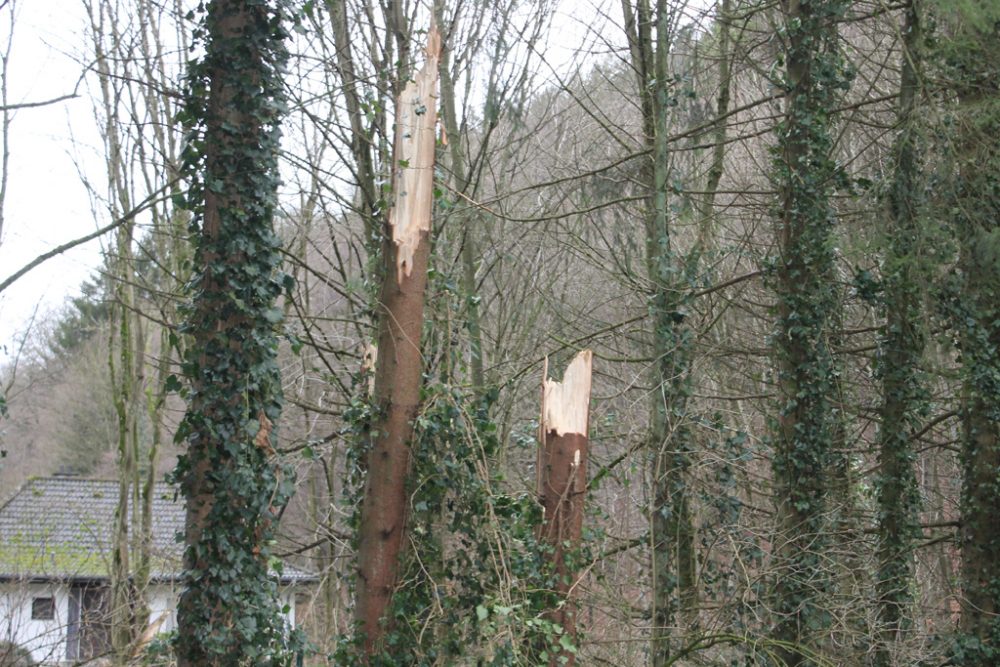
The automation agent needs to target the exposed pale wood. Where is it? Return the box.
[131,612,169,658]
[389,26,440,283]
[542,349,593,437]
[361,342,377,395]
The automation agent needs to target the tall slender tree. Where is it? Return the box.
[84,0,155,654]
[769,0,849,663]
[875,2,926,663]
[621,2,698,660]
[947,3,1000,663]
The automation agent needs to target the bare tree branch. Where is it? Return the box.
[0,180,177,294]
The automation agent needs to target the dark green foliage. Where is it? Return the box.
[53,274,112,354]
[334,248,586,665]
[357,384,506,665]
[53,254,158,356]
[949,104,1000,667]
[172,0,303,664]
[370,379,588,665]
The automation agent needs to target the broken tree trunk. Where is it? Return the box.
[354,25,441,656]
[538,350,593,667]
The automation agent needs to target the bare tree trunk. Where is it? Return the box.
[695,0,732,255]
[538,350,592,667]
[324,0,382,242]
[434,0,485,391]
[354,25,441,655]
[0,0,14,246]
[87,0,145,654]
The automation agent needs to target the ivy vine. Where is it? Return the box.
[941,7,1000,658]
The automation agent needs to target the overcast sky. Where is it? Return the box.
[0,0,102,354]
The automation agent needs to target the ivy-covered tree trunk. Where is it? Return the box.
[874,1,925,663]
[354,27,440,655]
[621,2,698,661]
[770,1,848,664]
[950,10,1000,664]
[175,1,298,664]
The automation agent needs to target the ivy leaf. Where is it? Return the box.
[165,374,183,392]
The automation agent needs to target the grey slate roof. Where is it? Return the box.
[0,477,316,584]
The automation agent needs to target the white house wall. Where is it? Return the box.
[1,583,70,665]
[147,584,179,635]
[1,582,301,666]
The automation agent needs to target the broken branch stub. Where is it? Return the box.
[389,25,441,283]
[361,342,377,396]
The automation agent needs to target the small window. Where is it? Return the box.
[31,597,55,620]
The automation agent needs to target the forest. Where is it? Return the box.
[0,0,999,665]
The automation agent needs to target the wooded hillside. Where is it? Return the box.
[2,0,999,665]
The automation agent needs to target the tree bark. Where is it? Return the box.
[324,0,381,241]
[694,0,731,255]
[621,2,698,661]
[354,25,441,655]
[538,350,593,667]
[434,0,485,392]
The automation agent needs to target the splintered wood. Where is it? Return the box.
[254,409,275,457]
[388,25,441,283]
[538,349,593,667]
[542,349,593,437]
